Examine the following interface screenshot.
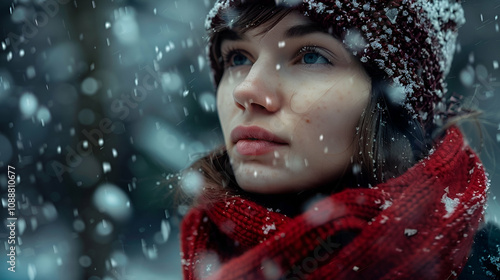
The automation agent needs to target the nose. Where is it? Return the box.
[232,60,282,113]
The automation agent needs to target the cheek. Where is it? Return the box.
[216,86,233,123]
[289,77,332,114]
[289,87,324,114]
[304,92,368,146]
[288,72,368,115]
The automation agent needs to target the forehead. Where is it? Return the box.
[245,12,310,35]
[220,12,326,42]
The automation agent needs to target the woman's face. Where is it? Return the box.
[216,12,371,193]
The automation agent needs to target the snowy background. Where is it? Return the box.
[0,0,499,279]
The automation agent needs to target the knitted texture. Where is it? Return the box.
[180,127,488,279]
[205,0,465,129]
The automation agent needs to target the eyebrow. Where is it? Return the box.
[284,23,327,38]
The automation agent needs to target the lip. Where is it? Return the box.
[230,126,288,156]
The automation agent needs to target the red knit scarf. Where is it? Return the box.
[181,127,488,279]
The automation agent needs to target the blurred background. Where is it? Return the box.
[0,0,499,279]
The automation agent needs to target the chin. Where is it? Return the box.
[235,174,305,194]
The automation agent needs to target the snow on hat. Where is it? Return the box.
[205,0,465,128]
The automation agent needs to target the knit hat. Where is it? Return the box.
[205,0,465,129]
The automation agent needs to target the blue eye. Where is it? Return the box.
[223,50,251,68]
[298,46,332,65]
[302,52,330,64]
[232,53,250,66]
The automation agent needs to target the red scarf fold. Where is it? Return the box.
[181,127,488,279]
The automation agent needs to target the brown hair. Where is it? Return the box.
[182,2,436,208]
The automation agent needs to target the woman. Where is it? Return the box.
[180,0,496,279]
